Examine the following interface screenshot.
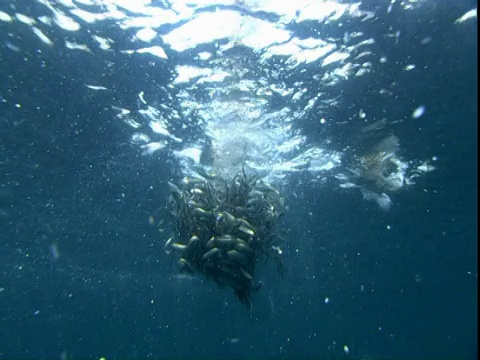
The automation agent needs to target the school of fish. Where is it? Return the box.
[164,166,286,310]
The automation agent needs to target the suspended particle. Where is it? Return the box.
[411,105,426,118]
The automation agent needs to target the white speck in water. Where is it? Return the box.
[229,337,240,344]
[138,91,147,105]
[324,297,329,304]
[421,36,432,45]
[343,345,350,354]
[49,243,60,260]
[412,105,426,118]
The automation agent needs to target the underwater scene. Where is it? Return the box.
[0,0,477,359]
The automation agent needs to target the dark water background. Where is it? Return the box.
[0,0,477,359]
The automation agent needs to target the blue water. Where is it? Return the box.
[0,0,477,359]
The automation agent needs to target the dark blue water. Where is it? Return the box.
[0,1,477,359]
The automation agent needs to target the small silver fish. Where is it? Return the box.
[171,243,187,250]
[238,225,255,236]
[202,247,219,260]
[227,249,248,264]
[239,267,253,280]
[188,235,200,245]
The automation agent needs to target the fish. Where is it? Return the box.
[235,218,255,231]
[187,199,206,208]
[234,240,254,254]
[215,211,236,227]
[164,237,173,254]
[193,207,209,215]
[170,190,183,205]
[238,225,255,236]
[168,181,183,195]
[180,177,205,186]
[171,242,187,250]
[227,249,248,265]
[202,247,219,260]
[206,236,216,248]
[222,211,236,223]
[178,258,195,272]
[255,182,279,194]
[188,235,200,245]
[215,235,237,247]
[192,207,213,221]
[190,188,205,195]
[239,267,253,280]
[193,165,217,180]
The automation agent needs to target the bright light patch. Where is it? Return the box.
[136,27,157,42]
